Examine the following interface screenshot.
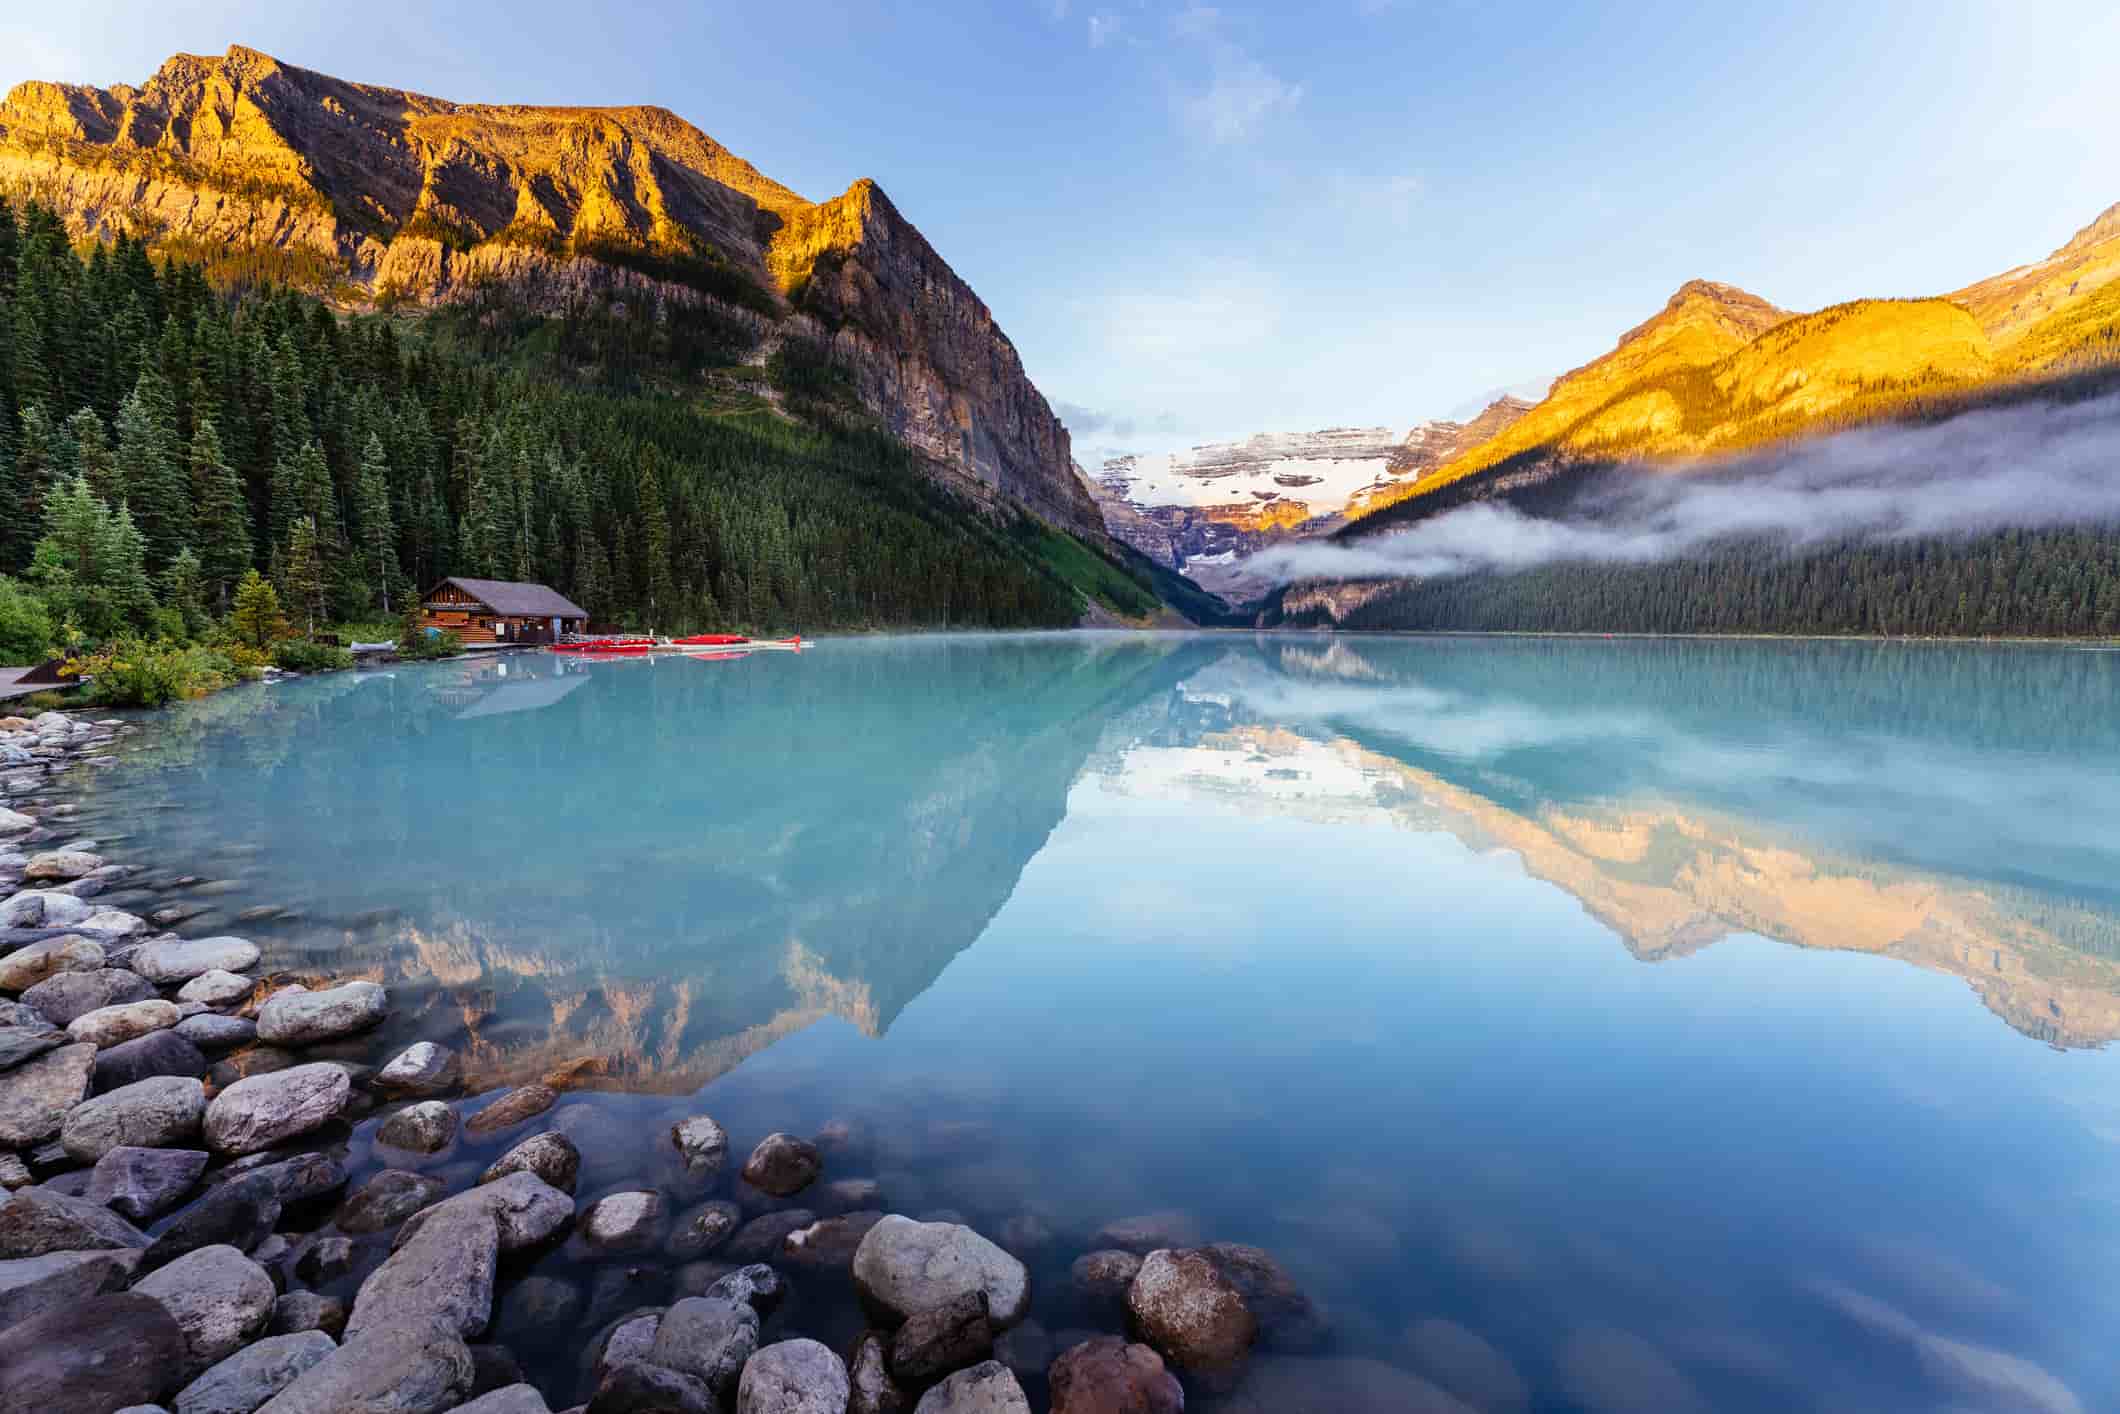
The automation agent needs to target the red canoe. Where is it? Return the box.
[670,633,750,646]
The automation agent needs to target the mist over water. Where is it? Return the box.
[1249,392,2120,584]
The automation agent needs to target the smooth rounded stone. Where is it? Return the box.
[294,1234,357,1285]
[591,1309,666,1382]
[737,1338,851,1414]
[144,1170,286,1271]
[1403,1318,1530,1414]
[250,1316,474,1414]
[0,1247,140,1329]
[650,1294,760,1401]
[88,1145,210,1221]
[204,1063,351,1156]
[0,1039,94,1147]
[891,1289,995,1381]
[1124,1248,1258,1390]
[256,982,389,1047]
[374,1043,461,1098]
[0,1182,151,1255]
[723,1207,817,1262]
[464,1084,558,1137]
[587,1361,716,1414]
[21,966,153,1025]
[68,997,183,1048]
[1197,1242,1327,1351]
[269,1291,348,1340]
[0,889,92,929]
[667,1199,742,1258]
[1071,1251,1143,1307]
[206,1047,299,1090]
[378,1101,460,1155]
[453,1386,552,1414]
[912,1361,1030,1414]
[96,1028,210,1092]
[0,932,104,991]
[179,1013,259,1052]
[335,1169,446,1235]
[0,997,54,1030]
[63,1073,206,1160]
[815,1177,885,1216]
[0,806,30,836]
[175,1330,338,1414]
[784,1210,886,1270]
[481,1130,580,1195]
[1047,1336,1184,1414]
[1090,1213,1201,1256]
[0,1290,188,1413]
[1219,1355,1476,1414]
[852,1216,1032,1331]
[178,970,256,1008]
[396,1172,573,1255]
[22,848,102,881]
[701,1262,788,1319]
[135,1243,278,1375]
[741,1132,823,1197]
[345,1199,500,1342]
[132,938,263,986]
[579,1189,666,1254]
[496,1274,582,1335]
[667,1114,729,1180]
[78,908,152,939]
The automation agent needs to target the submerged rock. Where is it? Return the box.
[378,1100,459,1155]
[667,1198,742,1258]
[1048,1336,1185,1414]
[853,1216,1031,1330]
[480,1130,580,1194]
[203,1062,350,1156]
[375,1042,460,1097]
[725,1207,817,1262]
[891,1289,994,1381]
[588,1360,715,1414]
[257,982,388,1046]
[737,1338,851,1414]
[1403,1318,1530,1414]
[912,1360,1031,1414]
[464,1084,557,1137]
[741,1131,823,1196]
[336,1169,446,1235]
[1124,1248,1258,1390]
[781,1210,884,1270]
[580,1190,666,1254]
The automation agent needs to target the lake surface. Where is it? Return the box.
[72,634,2120,1411]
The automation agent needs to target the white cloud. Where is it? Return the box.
[1167,6,1303,143]
[1328,169,1424,229]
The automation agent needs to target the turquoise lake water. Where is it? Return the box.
[72,634,2120,1411]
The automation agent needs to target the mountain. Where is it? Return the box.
[1346,204,2120,534]
[0,45,1104,537]
[1089,403,1534,597]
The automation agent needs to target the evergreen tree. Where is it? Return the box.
[158,546,209,637]
[113,370,189,570]
[229,568,284,650]
[189,417,252,608]
[279,516,326,637]
[356,433,398,613]
[62,408,116,502]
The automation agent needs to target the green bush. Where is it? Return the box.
[398,629,463,661]
[271,639,355,672]
[68,639,194,708]
[0,577,55,666]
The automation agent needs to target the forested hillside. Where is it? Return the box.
[0,196,1184,662]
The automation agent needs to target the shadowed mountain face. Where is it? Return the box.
[70,636,2120,1105]
[0,45,1103,534]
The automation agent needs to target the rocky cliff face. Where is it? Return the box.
[0,45,1101,536]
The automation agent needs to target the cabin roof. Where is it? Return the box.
[428,577,590,620]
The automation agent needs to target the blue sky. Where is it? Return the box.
[6,2,2116,465]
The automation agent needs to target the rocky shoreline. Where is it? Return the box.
[0,706,1418,1414]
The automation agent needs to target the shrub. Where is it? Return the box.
[398,629,463,661]
[271,639,355,672]
[65,639,195,708]
[0,577,55,666]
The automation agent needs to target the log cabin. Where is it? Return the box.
[419,578,591,645]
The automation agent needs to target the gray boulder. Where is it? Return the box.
[20,966,153,1025]
[177,970,255,1007]
[852,1216,1031,1330]
[588,1362,715,1414]
[61,1073,206,1160]
[378,1100,459,1155]
[891,1290,994,1382]
[0,1290,187,1414]
[0,888,92,929]
[394,1172,573,1254]
[252,1316,473,1414]
[651,1294,759,1402]
[21,849,100,882]
[131,938,263,986]
[174,1330,337,1414]
[913,1361,1031,1414]
[94,1027,210,1092]
[783,1210,886,1271]
[335,1169,446,1235]
[702,1262,788,1319]
[452,1387,551,1414]
[374,1042,460,1097]
[579,1189,665,1253]
[141,1175,282,1269]
[479,1130,579,1194]
[0,1183,151,1255]
[257,982,389,1046]
[0,932,104,992]
[178,1013,259,1051]
[133,1243,277,1375]
[668,1114,728,1181]
[77,908,151,939]
[86,1145,210,1221]
[725,1208,817,1262]
[67,998,182,1048]
[736,1338,851,1414]
[203,1062,350,1155]
[345,1198,499,1342]
[0,1247,139,1330]
[740,1131,822,1196]
[0,1039,94,1147]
